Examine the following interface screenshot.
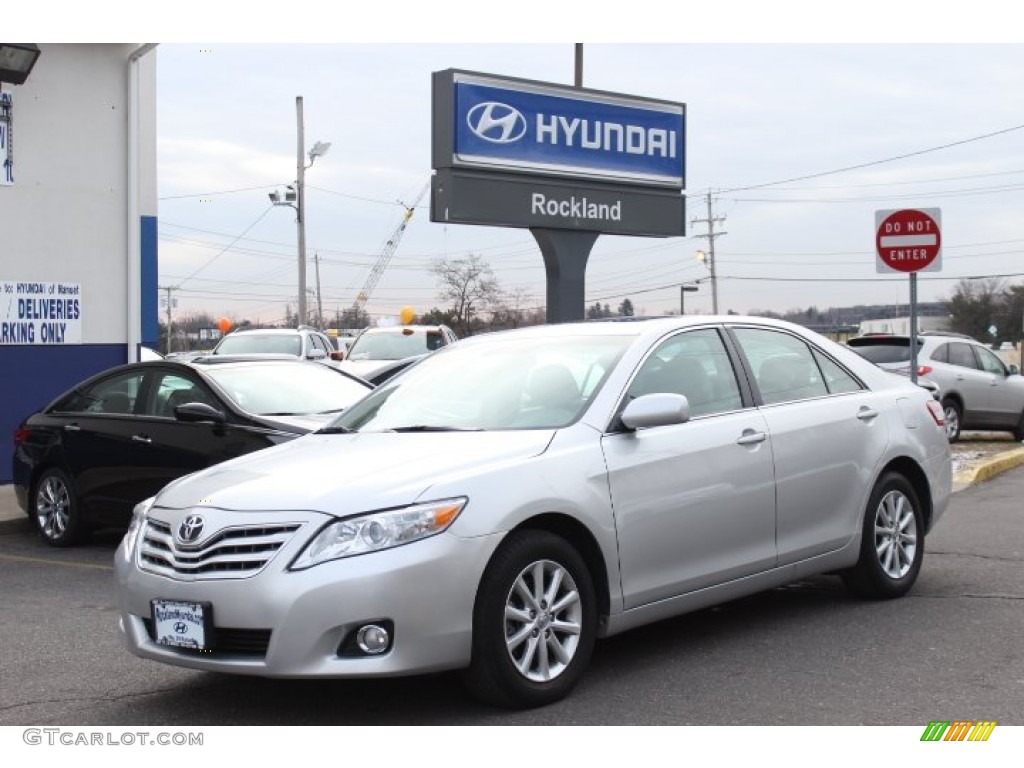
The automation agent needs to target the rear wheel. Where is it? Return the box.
[941,398,962,442]
[32,468,85,547]
[842,472,924,599]
[1013,410,1024,442]
[462,530,597,709]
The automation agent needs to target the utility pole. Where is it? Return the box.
[314,251,323,329]
[296,95,307,327]
[692,192,727,314]
[158,284,178,354]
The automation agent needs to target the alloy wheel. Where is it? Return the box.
[873,489,918,579]
[504,558,583,682]
[36,475,71,541]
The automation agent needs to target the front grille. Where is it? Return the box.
[139,518,302,580]
[143,618,271,657]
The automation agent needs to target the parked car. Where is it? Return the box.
[337,324,457,379]
[114,317,950,709]
[13,357,373,547]
[847,332,1024,442]
[213,326,343,366]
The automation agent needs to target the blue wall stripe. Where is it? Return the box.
[0,344,127,484]
[141,215,159,350]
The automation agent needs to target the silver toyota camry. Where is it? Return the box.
[114,317,952,708]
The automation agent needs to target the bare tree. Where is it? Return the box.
[431,254,502,336]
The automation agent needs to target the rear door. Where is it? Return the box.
[51,368,149,524]
[731,326,888,565]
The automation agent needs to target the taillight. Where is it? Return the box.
[14,428,31,447]
[918,365,933,376]
[926,400,945,426]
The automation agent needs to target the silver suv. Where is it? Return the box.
[848,333,1024,442]
[212,326,342,366]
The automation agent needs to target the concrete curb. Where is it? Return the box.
[952,446,1024,492]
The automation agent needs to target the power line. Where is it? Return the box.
[719,122,1024,193]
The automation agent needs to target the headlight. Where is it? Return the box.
[290,497,467,570]
[121,496,155,562]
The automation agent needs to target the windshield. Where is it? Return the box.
[328,334,631,432]
[203,362,370,416]
[346,328,444,361]
[216,333,302,356]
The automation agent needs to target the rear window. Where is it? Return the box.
[847,338,914,365]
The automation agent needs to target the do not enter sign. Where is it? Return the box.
[875,208,942,273]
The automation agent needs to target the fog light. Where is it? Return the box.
[356,624,390,655]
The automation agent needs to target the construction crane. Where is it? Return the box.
[352,181,430,316]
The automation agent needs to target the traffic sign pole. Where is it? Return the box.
[875,208,942,387]
[910,273,918,385]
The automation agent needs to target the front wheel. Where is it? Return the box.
[842,472,924,599]
[462,530,597,709]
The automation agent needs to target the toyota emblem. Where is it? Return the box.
[177,514,205,544]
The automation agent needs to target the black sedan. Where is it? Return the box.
[12,356,373,546]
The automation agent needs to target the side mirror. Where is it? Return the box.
[620,393,691,431]
[1009,364,1020,376]
[330,350,345,361]
[174,402,227,424]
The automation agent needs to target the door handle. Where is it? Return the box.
[856,407,879,421]
[63,424,81,432]
[131,434,152,444]
[736,430,766,446]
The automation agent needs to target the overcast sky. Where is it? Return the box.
[25,5,1024,325]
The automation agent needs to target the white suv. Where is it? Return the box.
[848,333,1024,442]
[212,326,342,366]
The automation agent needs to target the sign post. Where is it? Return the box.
[875,208,942,385]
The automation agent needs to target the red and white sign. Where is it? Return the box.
[875,208,942,273]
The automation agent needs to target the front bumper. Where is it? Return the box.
[115,510,503,678]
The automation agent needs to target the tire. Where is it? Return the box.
[941,398,962,443]
[1013,411,1024,442]
[31,468,85,547]
[842,472,924,599]
[462,530,597,709]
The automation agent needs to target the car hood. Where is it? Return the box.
[337,359,398,378]
[153,429,555,516]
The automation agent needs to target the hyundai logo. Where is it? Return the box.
[177,514,205,544]
[174,622,188,634]
[466,102,527,144]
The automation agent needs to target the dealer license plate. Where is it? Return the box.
[152,599,212,649]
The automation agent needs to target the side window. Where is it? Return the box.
[627,329,743,418]
[145,372,215,418]
[811,349,863,394]
[55,371,145,414]
[930,343,950,364]
[947,342,978,369]
[308,334,329,357]
[975,346,1007,375]
[733,327,829,405]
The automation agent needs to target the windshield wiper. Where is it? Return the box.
[387,425,482,432]
[317,425,353,434]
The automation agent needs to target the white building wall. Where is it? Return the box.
[1,43,144,342]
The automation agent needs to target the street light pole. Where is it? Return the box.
[296,96,307,327]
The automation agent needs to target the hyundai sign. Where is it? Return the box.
[433,70,686,189]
